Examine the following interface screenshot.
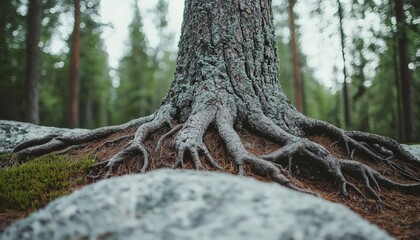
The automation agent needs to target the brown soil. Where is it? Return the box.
[1,126,419,239]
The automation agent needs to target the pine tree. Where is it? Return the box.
[78,0,112,128]
[113,1,154,124]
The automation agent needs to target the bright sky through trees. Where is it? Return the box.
[97,0,381,91]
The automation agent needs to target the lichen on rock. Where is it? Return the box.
[1,170,393,240]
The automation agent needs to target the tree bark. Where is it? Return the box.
[69,0,80,128]
[163,0,301,134]
[24,0,42,124]
[288,0,304,113]
[394,0,414,142]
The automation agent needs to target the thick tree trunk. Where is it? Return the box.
[394,0,414,142]
[69,0,80,128]
[24,0,42,124]
[163,0,302,135]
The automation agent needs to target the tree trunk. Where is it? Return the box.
[392,26,404,141]
[163,0,300,133]
[24,0,42,124]
[394,0,414,142]
[337,0,351,128]
[288,0,304,113]
[14,0,420,203]
[69,0,80,128]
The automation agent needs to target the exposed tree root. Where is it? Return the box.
[11,116,154,163]
[10,103,420,209]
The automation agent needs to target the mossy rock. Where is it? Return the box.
[0,154,94,212]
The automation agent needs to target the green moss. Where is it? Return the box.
[0,154,94,212]
[0,152,13,163]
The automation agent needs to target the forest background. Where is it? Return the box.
[0,0,419,143]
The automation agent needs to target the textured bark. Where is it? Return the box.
[163,0,302,134]
[24,0,42,124]
[12,0,420,204]
[69,0,81,128]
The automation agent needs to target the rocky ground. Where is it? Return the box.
[1,170,393,240]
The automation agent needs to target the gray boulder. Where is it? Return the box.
[402,144,420,161]
[1,169,393,240]
[0,120,87,153]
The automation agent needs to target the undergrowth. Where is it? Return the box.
[0,153,94,212]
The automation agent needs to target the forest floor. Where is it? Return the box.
[1,126,419,239]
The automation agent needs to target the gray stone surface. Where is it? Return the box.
[0,120,88,153]
[1,169,393,240]
[402,144,420,161]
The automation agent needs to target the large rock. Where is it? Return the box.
[1,169,392,240]
[0,120,87,153]
[402,144,420,161]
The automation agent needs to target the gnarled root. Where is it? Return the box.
[10,102,420,208]
[172,104,222,170]
[253,116,420,208]
[10,115,154,165]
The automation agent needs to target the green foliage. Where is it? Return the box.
[0,154,94,211]
[0,0,26,121]
[39,52,69,127]
[0,152,14,163]
[77,0,112,128]
[112,0,175,124]
[274,4,337,123]
[308,0,419,141]
[112,2,155,124]
[37,0,112,128]
[1,0,418,141]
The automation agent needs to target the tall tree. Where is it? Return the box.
[24,0,42,124]
[69,0,81,128]
[14,0,420,206]
[0,0,68,124]
[337,0,350,128]
[151,0,176,108]
[349,37,370,132]
[288,0,304,113]
[113,1,154,124]
[273,11,336,124]
[78,0,112,129]
[394,0,414,142]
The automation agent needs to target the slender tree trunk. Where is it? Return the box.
[394,0,414,142]
[69,0,81,128]
[24,0,42,124]
[337,0,350,128]
[392,29,404,141]
[288,0,304,113]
